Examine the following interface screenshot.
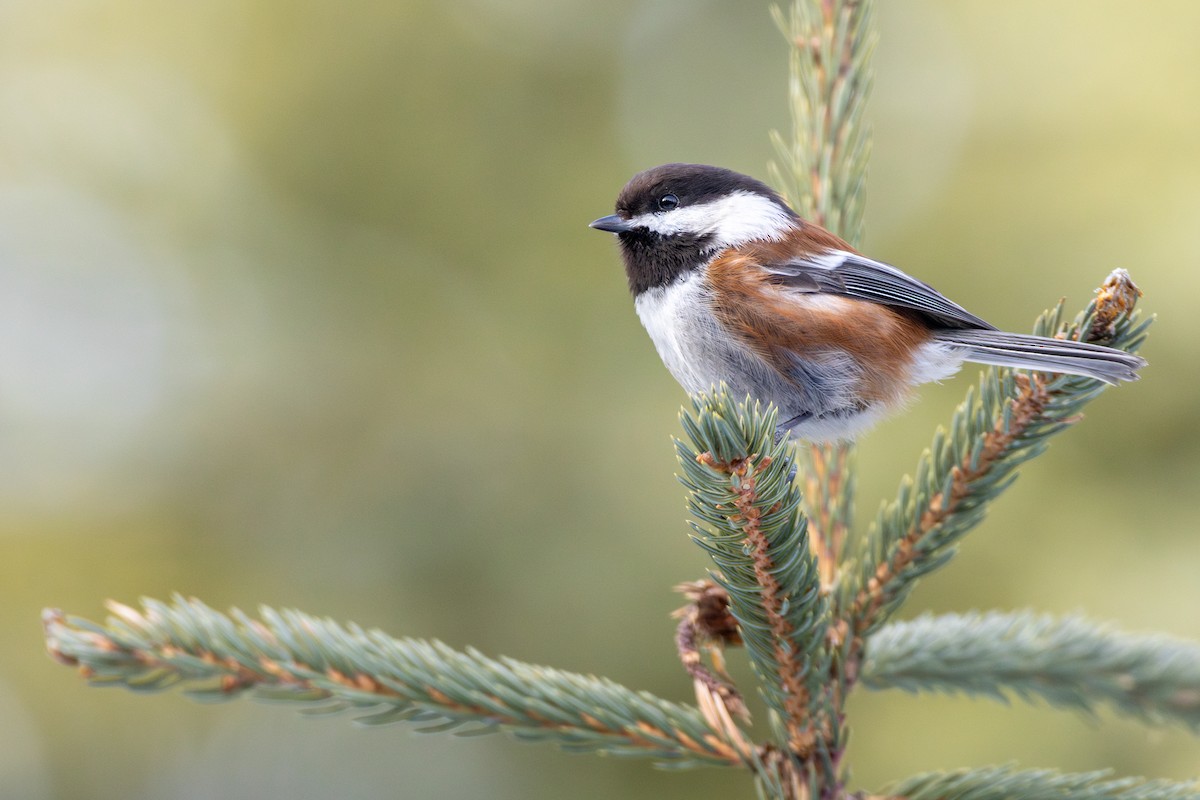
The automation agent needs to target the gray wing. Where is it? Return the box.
[764,250,998,331]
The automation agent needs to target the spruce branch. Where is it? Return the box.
[676,392,832,760]
[862,611,1200,732]
[769,0,876,587]
[891,765,1200,800]
[803,444,857,591]
[769,0,876,240]
[841,269,1151,640]
[42,598,749,767]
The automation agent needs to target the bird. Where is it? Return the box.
[590,163,1145,442]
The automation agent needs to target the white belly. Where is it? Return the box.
[633,274,742,394]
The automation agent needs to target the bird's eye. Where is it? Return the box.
[657,193,679,211]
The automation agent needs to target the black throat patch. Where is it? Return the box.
[619,230,715,295]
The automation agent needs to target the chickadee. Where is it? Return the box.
[590,163,1145,442]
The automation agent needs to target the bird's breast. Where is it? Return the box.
[633,272,763,395]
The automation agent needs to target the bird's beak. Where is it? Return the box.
[589,214,634,234]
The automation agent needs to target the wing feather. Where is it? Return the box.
[764,250,997,331]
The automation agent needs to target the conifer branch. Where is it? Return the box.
[891,765,1200,800]
[802,445,857,591]
[769,0,876,240]
[841,269,1150,640]
[42,598,749,767]
[676,393,832,761]
[769,0,876,589]
[862,611,1200,731]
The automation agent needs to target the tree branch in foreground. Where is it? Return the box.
[891,765,1199,800]
[43,597,748,768]
[862,610,1200,731]
[677,394,832,761]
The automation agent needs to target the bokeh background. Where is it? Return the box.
[2,1,1199,797]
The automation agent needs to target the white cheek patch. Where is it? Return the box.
[628,191,796,247]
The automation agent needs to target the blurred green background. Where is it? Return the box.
[2,1,1199,797]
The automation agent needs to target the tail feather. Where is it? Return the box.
[934,329,1145,385]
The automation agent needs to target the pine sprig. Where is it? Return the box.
[803,443,858,591]
[42,598,748,767]
[769,0,876,596]
[769,0,876,242]
[841,270,1150,639]
[891,765,1200,800]
[863,610,1200,731]
[676,391,831,759]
